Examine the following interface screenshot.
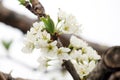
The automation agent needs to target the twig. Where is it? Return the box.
[24,0,45,17]
[62,60,81,80]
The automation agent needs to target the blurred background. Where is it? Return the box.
[0,0,120,80]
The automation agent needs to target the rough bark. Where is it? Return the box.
[24,0,45,17]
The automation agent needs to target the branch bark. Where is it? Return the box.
[0,2,35,33]
[24,0,45,17]
[0,71,27,80]
[62,60,81,80]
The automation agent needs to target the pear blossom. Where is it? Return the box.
[39,30,51,41]
[34,39,47,49]
[57,10,81,35]
[70,49,82,60]
[57,9,67,20]
[73,60,96,79]
[57,47,71,60]
[41,41,58,58]
[32,21,44,32]
[60,22,79,34]
[37,57,51,71]
[70,35,88,49]
[26,31,36,42]
[85,47,101,60]
[22,41,34,53]
[22,10,101,80]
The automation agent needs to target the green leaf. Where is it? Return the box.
[29,0,32,3]
[18,0,26,5]
[2,40,13,50]
[41,16,55,34]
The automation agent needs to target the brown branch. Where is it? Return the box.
[87,46,120,80]
[24,0,45,17]
[62,60,81,80]
[0,71,28,80]
[0,2,35,33]
[108,71,120,80]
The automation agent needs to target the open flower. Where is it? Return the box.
[22,41,34,53]
[37,57,51,71]
[70,35,88,49]
[39,30,51,41]
[57,9,81,35]
[32,21,44,32]
[57,47,70,60]
[41,41,58,58]
[57,9,67,21]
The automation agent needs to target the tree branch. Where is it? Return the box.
[23,0,45,17]
[0,2,35,33]
[0,71,27,80]
[62,60,81,80]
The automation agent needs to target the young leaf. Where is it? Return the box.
[29,0,32,3]
[18,0,26,5]
[2,40,13,50]
[41,16,55,34]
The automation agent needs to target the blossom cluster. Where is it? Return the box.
[22,10,101,79]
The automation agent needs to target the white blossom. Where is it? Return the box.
[26,31,36,42]
[70,49,82,60]
[41,41,58,58]
[32,21,44,32]
[21,10,101,80]
[37,57,51,71]
[60,22,79,34]
[74,60,96,79]
[22,41,34,53]
[58,10,81,34]
[70,35,88,49]
[57,47,70,60]
[34,39,47,49]
[58,9,67,20]
[39,30,51,41]
[85,47,101,60]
